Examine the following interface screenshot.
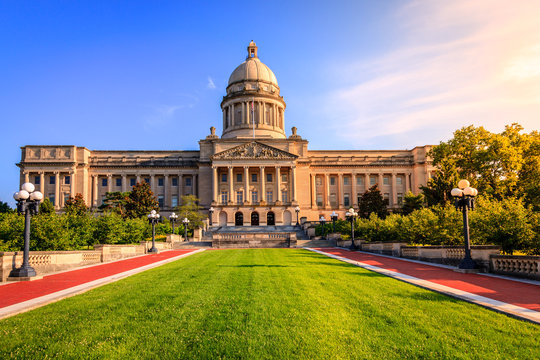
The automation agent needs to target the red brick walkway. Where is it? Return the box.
[0,249,197,309]
[315,248,540,313]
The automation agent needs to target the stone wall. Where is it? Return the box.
[490,255,540,280]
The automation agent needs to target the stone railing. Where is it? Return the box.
[212,232,297,248]
[490,255,540,280]
[0,241,171,282]
[398,245,499,271]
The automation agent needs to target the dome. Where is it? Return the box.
[227,41,279,86]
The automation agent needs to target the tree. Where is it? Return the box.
[175,195,206,232]
[64,194,87,216]
[99,191,129,217]
[39,198,55,214]
[0,201,13,213]
[401,191,424,215]
[358,185,387,219]
[124,182,158,219]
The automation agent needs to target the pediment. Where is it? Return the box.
[211,142,298,160]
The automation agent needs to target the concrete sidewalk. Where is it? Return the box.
[0,249,203,319]
[310,248,540,324]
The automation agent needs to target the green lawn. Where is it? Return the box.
[0,249,538,359]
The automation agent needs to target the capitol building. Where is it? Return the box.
[17,41,434,226]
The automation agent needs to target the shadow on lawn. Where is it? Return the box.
[217,264,289,268]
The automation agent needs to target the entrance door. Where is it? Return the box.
[267,212,275,226]
[251,212,259,226]
[235,212,243,226]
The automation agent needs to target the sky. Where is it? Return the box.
[1,0,539,206]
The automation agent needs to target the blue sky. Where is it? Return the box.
[1,1,539,206]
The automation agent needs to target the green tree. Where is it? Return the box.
[39,198,55,214]
[99,191,129,217]
[358,185,387,219]
[0,201,13,213]
[175,195,206,233]
[125,182,158,219]
[64,193,87,216]
[401,191,424,215]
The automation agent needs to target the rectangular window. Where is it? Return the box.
[102,178,107,187]
[266,191,273,203]
[396,176,403,185]
[158,195,164,208]
[130,178,136,187]
[370,176,377,186]
[185,177,192,186]
[63,193,70,205]
[316,194,323,207]
[344,193,350,207]
[251,173,257,183]
[282,191,288,203]
[172,177,178,186]
[237,190,243,203]
[34,176,41,185]
[266,173,272,183]
[101,196,106,205]
[171,195,178,208]
[315,177,322,186]
[158,177,164,187]
[116,178,122,187]
[330,177,336,186]
[356,177,363,186]
[383,176,389,185]
[252,190,258,203]
[343,176,349,185]
[330,193,337,207]
[357,193,362,206]
[50,176,55,185]
[236,173,242,182]
[221,173,227,183]
[144,178,150,184]
[383,193,390,206]
[64,176,70,185]
[397,193,403,206]
[221,191,228,204]
[282,174,288,183]
[49,194,55,205]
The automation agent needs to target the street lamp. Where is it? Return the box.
[169,212,178,234]
[295,206,300,226]
[208,207,214,227]
[10,182,43,278]
[147,210,160,253]
[182,217,190,241]
[319,215,326,239]
[451,179,479,270]
[330,211,338,233]
[346,208,358,251]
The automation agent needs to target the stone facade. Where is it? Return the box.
[17,41,435,224]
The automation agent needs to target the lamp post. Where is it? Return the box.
[208,207,214,227]
[330,211,338,233]
[346,208,358,251]
[169,212,178,234]
[451,180,479,270]
[295,206,300,226]
[10,183,43,278]
[319,215,326,239]
[147,210,160,253]
[182,217,190,241]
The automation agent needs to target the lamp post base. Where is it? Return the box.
[148,248,159,254]
[9,266,37,278]
[458,257,477,270]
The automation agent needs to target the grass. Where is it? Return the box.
[0,249,538,359]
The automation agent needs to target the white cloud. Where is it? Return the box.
[207,76,216,89]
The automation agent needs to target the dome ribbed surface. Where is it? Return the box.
[228,58,278,86]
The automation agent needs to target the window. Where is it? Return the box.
[266,173,272,183]
[330,193,337,207]
[130,178,136,187]
[221,173,227,183]
[116,178,122,187]
[236,173,242,182]
[171,195,178,208]
[357,193,362,206]
[282,174,287,183]
[383,193,390,206]
[158,177,164,187]
[144,178,150,184]
[396,176,403,185]
[158,195,164,208]
[221,191,228,204]
[172,177,178,186]
[330,177,336,185]
[101,196,106,205]
[315,177,322,186]
[370,176,377,186]
[34,176,40,185]
[383,176,389,185]
[237,190,243,204]
[356,177,363,186]
[282,191,288,203]
[64,176,70,185]
[251,190,258,203]
[251,173,257,182]
[185,177,192,186]
[266,191,273,203]
[344,193,350,207]
[316,194,323,207]
[343,176,349,185]
[50,176,55,185]
[102,178,107,187]
[48,194,55,205]
[63,193,70,205]
[397,193,403,206]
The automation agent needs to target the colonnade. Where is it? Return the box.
[223,101,283,129]
[22,170,75,209]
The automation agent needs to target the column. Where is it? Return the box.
[107,174,113,193]
[69,170,75,196]
[391,173,397,207]
[291,166,297,203]
[276,166,281,204]
[228,166,234,203]
[24,172,29,183]
[54,172,60,208]
[92,175,98,207]
[364,173,370,192]
[136,174,141,185]
[337,173,343,208]
[179,174,184,201]
[244,166,250,204]
[378,173,383,189]
[352,173,357,207]
[311,174,316,207]
[212,167,218,203]
[39,172,45,195]
[260,166,265,203]
[325,173,330,208]
[150,174,155,194]
[258,101,263,124]
[164,174,170,208]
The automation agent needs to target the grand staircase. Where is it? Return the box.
[206,225,309,248]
